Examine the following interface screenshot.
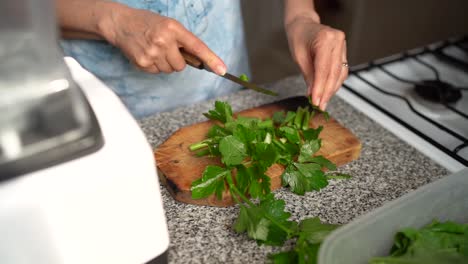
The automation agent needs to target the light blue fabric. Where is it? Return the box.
[61,0,250,118]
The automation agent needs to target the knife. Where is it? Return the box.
[180,49,278,96]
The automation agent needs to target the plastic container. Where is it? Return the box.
[318,167,468,264]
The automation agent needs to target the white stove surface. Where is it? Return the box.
[337,41,468,172]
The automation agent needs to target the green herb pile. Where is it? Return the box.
[189,100,351,263]
[370,220,468,264]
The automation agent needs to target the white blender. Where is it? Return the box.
[0,0,169,263]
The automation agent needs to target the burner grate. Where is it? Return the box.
[378,59,467,119]
[345,37,468,166]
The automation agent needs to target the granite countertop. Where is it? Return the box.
[138,75,448,264]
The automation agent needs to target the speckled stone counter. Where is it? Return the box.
[138,75,448,264]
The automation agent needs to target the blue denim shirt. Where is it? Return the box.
[61,0,249,118]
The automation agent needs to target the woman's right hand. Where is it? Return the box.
[99,4,226,75]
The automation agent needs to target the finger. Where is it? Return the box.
[154,57,174,73]
[333,42,349,97]
[167,46,186,72]
[334,40,349,93]
[319,39,345,110]
[293,46,315,93]
[138,64,160,74]
[123,44,159,73]
[310,44,333,107]
[176,27,226,75]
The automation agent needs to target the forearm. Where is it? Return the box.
[55,0,125,41]
[284,0,320,27]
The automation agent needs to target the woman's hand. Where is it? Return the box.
[99,4,226,75]
[285,14,348,110]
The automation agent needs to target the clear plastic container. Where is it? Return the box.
[318,168,468,264]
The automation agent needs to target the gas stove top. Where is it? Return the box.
[337,37,468,172]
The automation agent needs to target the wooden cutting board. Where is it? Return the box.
[155,96,361,207]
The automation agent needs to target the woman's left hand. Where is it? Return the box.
[285,15,348,110]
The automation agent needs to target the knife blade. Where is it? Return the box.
[180,49,278,96]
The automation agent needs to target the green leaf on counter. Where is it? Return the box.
[268,251,297,264]
[294,163,328,191]
[307,155,337,170]
[191,165,230,199]
[281,163,327,195]
[299,217,339,244]
[268,217,338,264]
[281,165,307,195]
[234,194,295,246]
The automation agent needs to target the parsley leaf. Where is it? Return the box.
[233,124,257,155]
[219,135,248,166]
[234,194,295,246]
[294,163,328,191]
[249,172,271,199]
[207,124,230,138]
[234,204,270,241]
[298,139,321,163]
[284,111,296,126]
[282,163,328,195]
[254,142,279,169]
[281,165,308,195]
[273,111,286,125]
[279,126,301,145]
[235,164,252,194]
[303,126,323,141]
[203,101,233,123]
[191,165,230,199]
[299,217,339,244]
[268,217,338,264]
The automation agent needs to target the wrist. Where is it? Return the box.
[94,1,130,45]
[284,11,321,29]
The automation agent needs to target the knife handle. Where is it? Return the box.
[179,48,205,70]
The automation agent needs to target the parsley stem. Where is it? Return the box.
[189,140,211,151]
[294,107,305,129]
[265,215,294,236]
[272,139,287,152]
[229,188,242,205]
[242,160,253,167]
[189,143,208,151]
[231,185,256,207]
[302,109,310,130]
[226,175,256,207]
